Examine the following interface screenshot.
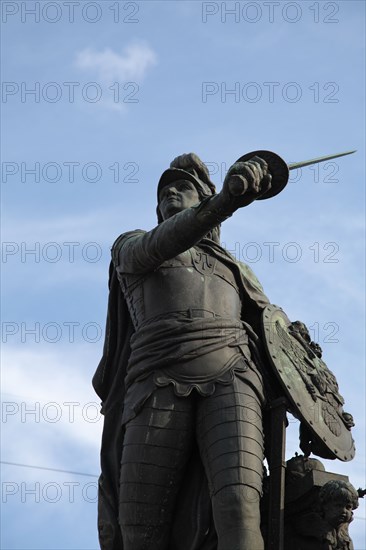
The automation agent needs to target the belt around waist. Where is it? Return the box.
[143,308,242,324]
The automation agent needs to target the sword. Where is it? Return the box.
[288,150,356,171]
[234,149,356,200]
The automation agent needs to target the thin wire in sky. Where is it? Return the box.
[1,460,98,478]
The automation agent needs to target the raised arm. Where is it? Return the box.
[112,195,231,274]
[113,156,272,274]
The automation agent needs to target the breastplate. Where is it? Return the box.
[120,247,242,329]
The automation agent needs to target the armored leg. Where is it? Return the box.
[119,386,195,550]
[196,376,265,550]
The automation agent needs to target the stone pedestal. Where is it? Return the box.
[262,455,358,550]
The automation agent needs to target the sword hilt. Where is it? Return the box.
[235,150,289,200]
[234,149,356,200]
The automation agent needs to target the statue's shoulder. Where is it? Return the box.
[111,230,146,251]
[111,230,146,265]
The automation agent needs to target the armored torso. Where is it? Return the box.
[119,246,242,329]
[115,245,256,398]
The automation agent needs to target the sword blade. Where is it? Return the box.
[288,150,356,171]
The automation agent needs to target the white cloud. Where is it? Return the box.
[1,345,102,547]
[73,42,157,113]
[75,42,157,83]
[2,345,103,457]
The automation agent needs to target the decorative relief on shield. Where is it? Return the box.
[262,305,355,462]
[276,322,318,400]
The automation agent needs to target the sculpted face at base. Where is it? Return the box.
[158,179,200,220]
[323,499,353,528]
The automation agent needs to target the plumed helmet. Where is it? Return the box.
[156,153,216,223]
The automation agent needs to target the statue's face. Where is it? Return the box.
[158,179,200,220]
[323,499,353,527]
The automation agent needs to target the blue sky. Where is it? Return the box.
[1,1,365,548]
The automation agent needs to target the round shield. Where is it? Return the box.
[261,305,355,462]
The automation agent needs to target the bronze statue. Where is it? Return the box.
[93,151,355,550]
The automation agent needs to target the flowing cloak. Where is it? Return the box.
[92,237,274,550]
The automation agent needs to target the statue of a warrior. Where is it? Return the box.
[93,152,354,550]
